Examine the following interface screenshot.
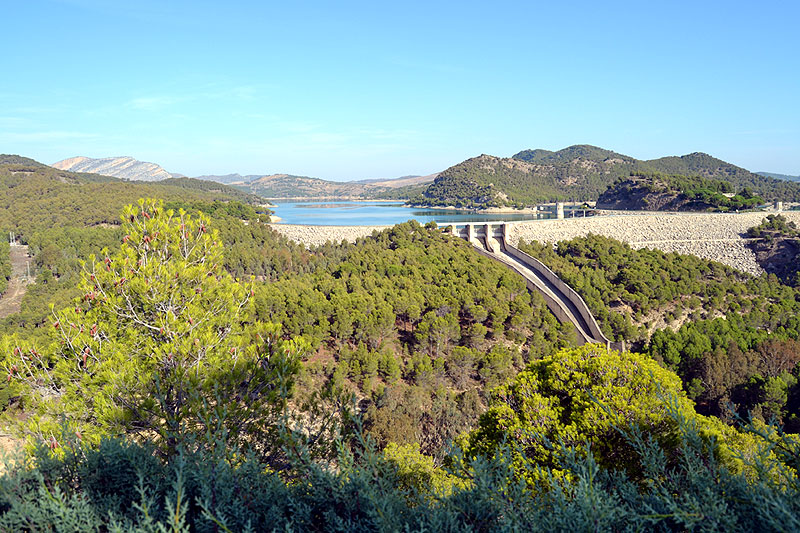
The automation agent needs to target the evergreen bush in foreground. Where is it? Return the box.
[0,397,798,532]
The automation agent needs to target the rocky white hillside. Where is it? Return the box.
[52,156,174,182]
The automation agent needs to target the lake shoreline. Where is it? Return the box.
[268,200,544,225]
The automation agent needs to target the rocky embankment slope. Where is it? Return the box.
[272,212,800,275]
[506,212,800,276]
[271,224,392,246]
[596,176,707,211]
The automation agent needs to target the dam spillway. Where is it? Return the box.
[452,222,619,350]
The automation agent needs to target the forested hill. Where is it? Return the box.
[414,145,800,208]
[0,154,47,167]
[243,173,382,198]
[596,173,763,212]
[0,155,264,240]
[644,152,796,195]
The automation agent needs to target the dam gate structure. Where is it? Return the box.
[450,223,622,351]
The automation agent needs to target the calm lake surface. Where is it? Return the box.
[270,201,548,226]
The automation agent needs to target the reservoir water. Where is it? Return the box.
[270,201,547,226]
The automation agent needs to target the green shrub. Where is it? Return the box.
[1,392,799,531]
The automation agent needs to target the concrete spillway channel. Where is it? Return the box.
[451,223,620,350]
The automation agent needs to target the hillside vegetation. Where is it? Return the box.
[758,171,800,182]
[520,233,800,429]
[597,172,763,211]
[6,216,573,458]
[414,145,800,208]
[1,202,799,530]
[746,214,800,286]
[0,156,275,346]
[0,156,263,241]
[2,156,800,528]
[0,241,9,295]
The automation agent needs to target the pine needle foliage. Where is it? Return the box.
[3,199,306,460]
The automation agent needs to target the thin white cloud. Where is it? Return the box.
[124,85,265,112]
[0,117,31,128]
[732,128,796,136]
[0,130,99,142]
[276,120,322,134]
[355,127,422,141]
[226,85,258,101]
[127,96,181,111]
[389,58,472,75]
[0,104,72,115]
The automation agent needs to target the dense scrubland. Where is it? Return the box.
[596,172,763,211]
[1,156,800,530]
[520,233,800,429]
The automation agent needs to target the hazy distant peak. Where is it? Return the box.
[192,173,260,185]
[52,156,173,182]
[757,171,800,182]
[54,156,90,168]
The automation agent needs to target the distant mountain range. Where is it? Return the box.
[415,145,800,208]
[758,172,800,183]
[170,172,437,199]
[50,150,800,206]
[51,157,436,199]
[192,173,261,185]
[230,173,436,199]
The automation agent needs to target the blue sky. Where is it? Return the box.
[1,0,798,180]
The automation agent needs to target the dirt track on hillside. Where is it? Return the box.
[0,245,32,318]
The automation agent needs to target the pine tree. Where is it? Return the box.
[5,199,305,459]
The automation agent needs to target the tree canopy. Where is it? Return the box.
[4,199,305,459]
[463,344,755,483]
